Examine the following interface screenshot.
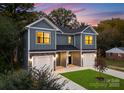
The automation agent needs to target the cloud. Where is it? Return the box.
[73,8,86,13]
[85,11,124,17]
[35,3,80,14]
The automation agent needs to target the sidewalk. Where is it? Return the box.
[57,74,86,90]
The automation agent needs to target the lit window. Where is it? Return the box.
[85,35,93,45]
[36,32,50,44]
[68,36,72,44]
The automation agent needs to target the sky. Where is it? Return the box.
[34,3,124,26]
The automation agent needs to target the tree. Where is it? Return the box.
[0,15,17,74]
[49,8,80,29]
[95,18,124,56]
[0,4,48,68]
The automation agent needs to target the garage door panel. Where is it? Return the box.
[83,53,96,67]
[32,55,54,70]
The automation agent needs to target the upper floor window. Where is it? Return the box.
[68,36,72,44]
[85,35,93,45]
[36,31,50,44]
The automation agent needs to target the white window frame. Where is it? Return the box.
[36,31,51,45]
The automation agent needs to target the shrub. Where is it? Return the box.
[94,57,107,80]
[0,67,67,90]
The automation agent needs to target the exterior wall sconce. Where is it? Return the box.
[29,57,33,67]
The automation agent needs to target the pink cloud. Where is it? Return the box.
[40,3,79,14]
[34,3,44,7]
[73,8,86,13]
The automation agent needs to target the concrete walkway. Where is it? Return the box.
[55,67,124,90]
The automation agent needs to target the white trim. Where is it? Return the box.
[80,33,83,67]
[35,31,51,45]
[27,27,59,31]
[89,25,99,35]
[26,17,61,31]
[74,36,75,46]
[95,35,97,49]
[55,30,57,50]
[82,50,97,52]
[28,29,30,51]
[66,51,69,67]
[81,25,98,35]
[83,32,96,35]
[81,26,90,34]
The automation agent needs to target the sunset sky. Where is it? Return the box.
[34,3,124,26]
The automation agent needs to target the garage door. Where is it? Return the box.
[32,55,54,70]
[83,53,96,67]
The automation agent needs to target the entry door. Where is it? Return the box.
[68,56,72,64]
[83,53,96,67]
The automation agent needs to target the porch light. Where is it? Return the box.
[54,54,58,60]
[94,54,96,58]
[81,55,84,58]
[68,54,71,57]
[29,57,33,67]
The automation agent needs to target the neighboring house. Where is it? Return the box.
[23,17,98,71]
[106,47,124,61]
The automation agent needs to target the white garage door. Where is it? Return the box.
[32,55,54,70]
[83,53,96,67]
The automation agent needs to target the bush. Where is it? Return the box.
[0,67,67,90]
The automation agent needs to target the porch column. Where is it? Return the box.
[66,51,69,68]
[54,53,57,71]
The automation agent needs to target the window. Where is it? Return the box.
[85,35,93,45]
[36,32,50,44]
[118,53,122,57]
[68,36,72,44]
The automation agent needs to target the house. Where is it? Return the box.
[23,17,98,71]
[106,47,124,60]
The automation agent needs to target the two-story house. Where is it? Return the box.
[23,17,98,71]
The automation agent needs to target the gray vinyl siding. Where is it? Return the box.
[31,19,54,29]
[74,34,81,49]
[82,34,96,50]
[56,34,74,45]
[83,27,95,34]
[30,28,56,50]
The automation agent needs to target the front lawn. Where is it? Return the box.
[106,59,124,72]
[61,69,124,90]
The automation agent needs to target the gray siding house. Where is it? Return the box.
[24,17,98,70]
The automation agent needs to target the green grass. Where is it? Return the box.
[106,59,124,72]
[61,69,124,90]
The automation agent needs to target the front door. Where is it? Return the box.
[68,56,72,64]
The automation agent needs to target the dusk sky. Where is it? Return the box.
[34,3,124,26]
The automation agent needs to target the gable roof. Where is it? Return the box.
[106,47,124,53]
[118,47,124,51]
[56,24,98,35]
[25,17,61,31]
[26,17,98,35]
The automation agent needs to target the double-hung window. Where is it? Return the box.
[68,36,72,44]
[85,35,93,45]
[36,32,50,44]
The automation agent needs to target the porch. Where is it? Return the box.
[55,51,82,70]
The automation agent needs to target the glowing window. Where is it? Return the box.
[85,35,93,45]
[36,32,50,44]
[68,36,72,44]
